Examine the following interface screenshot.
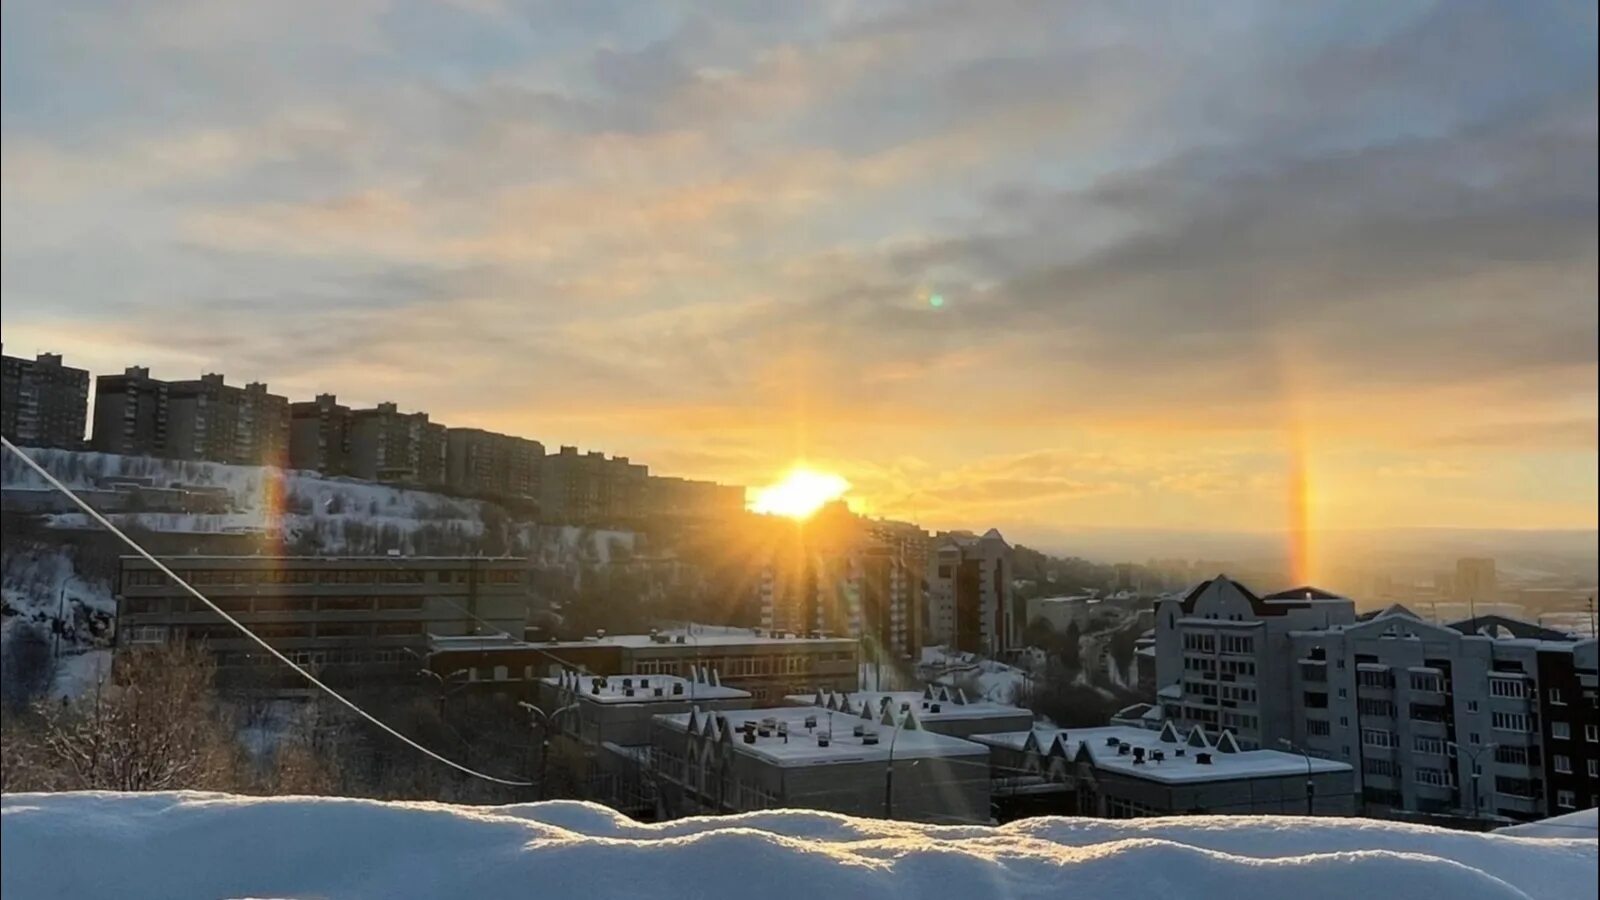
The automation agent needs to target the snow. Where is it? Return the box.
[970,726,1352,784]
[1495,807,1598,839]
[553,674,751,703]
[782,690,1031,725]
[919,646,1032,703]
[658,706,989,767]
[2,793,1594,900]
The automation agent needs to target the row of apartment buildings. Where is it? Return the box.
[1,351,742,524]
[757,513,1019,665]
[1152,575,1599,823]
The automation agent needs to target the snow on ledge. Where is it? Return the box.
[2,793,1594,899]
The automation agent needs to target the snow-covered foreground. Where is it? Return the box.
[3,793,1594,900]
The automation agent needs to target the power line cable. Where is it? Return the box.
[1,436,532,787]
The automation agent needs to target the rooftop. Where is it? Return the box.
[540,630,859,650]
[969,724,1350,785]
[657,705,989,768]
[549,672,751,704]
[782,687,1031,722]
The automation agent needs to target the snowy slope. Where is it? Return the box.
[1496,808,1598,839]
[3,793,1593,900]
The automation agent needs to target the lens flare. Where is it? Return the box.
[749,467,850,519]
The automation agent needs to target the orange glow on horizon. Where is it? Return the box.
[1288,423,1313,584]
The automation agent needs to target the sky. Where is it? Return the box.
[2,0,1596,550]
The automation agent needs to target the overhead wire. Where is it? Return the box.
[1,436,533,787]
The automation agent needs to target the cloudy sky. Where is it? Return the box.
[3,0,1595,547]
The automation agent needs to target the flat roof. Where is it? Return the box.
[550,674,750,704]
[540,632,859,650]
[657,706,987,769]
[783,689,1031,722]
[121,555,526,563]
[969,725,1350,785]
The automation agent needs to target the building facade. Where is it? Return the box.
[1,351,89,449]
[289,393,353,475]
[116,555,530,682]
[165,374,290,466]
[926,529,1017,656]
[1153,577,1358,750]
[348,403,447,487]
[91,366,169,456]
[445,427,543,499]
[644,475,744,520]
[540,446,649,524]
[1288,606,1598,822]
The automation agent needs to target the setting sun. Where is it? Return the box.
[748,468,851,519]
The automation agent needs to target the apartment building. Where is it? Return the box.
[1,350,89,449]
[445,427,543,499]
[91,366,169,456]
[1455,557,1499,606]
[427,630,860,703]
[970,722,1356,820]
[116,555,529,681]
[925,529,1017,656]
[650,704,993,823]
[166,374,290,466]
[1288,605,1598,822]
[1153,577,1357,750]
[348,402,447,487]
[288,393,353,475]
[539,446,648,524]
[644,475,744,520]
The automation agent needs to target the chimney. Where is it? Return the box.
[1195,752,1212,765]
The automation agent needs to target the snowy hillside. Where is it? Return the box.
[2,794,1593,900]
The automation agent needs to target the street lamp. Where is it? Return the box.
[419,667,471,715]
[1278,739,1316,815]
[1450,741,1498,821]
[520,700,578,801]
[883,712,909,819]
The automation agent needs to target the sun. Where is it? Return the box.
[749,467,851,519]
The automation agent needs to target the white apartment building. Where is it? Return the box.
[1154,576,1357,750]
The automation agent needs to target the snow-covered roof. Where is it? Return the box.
[547,673,750,704]
[969,725,1350,785]
[780,689,1030,722]
[540,632,858,649]
[657,705,987,768]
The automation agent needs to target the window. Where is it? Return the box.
[1415,768,1449,787]
[1466,700,1479,713]
[1184,633,1216,653]
[1339,716,1350,726]
[1492,712,1531,732]
[1553,754,1572,774]
[1220,635,1253,655]
[1303,691,1329,709]
[1357,668,1393,689]
[1549,688,1565,706]
[1588,759,1597,778]
[1337,688,1348,699]
[1363,729,1397,748]
[1358,698,1396,717]
[1495,746,1533,766]
[125,624,169,644]
[1307,719,1331,737]
[1413,736,1447,756]
[1551,721,1570,740]
[1556,790,1577,809]
[1469,732,1481,744]
[1489,677,1526,699]
[1496,776,1539,798]
[1410,673,1444,692]
[1587,724,1599,742]
[1364,758,1400,777]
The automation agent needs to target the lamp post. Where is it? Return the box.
[1278,739,1316,815]
[419,667,471,717]
[1450,741,1498,821]
[521,700,578,801]
[883,712,909,820]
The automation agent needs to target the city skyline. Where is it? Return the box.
[3,1,1596,548]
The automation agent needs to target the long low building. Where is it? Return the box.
[783,685,1035,738]
[428,630,861,702]
[650,704,993,824]
[970,721,1356,820]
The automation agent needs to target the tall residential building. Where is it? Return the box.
[289,393,353,475]
[925,529,1016,656]
[1,350,89,449]
[90,366,169,456]
[1455,558,1499,607]
[445,427,543,499]
[1288,607,1597,822]
[348,402,447,487]
[1153,577,1357,750]
[644,475,745,520]
[539,445,648,524]
[165,374,290,466]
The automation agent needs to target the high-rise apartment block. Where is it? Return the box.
[1,350,89,449]
[645,475,745,520]
[540,445,648,524]
[1455,557,1499,606]
[445,427,543,499]
[348,402,447,487]
[163,374,290,466]
[289,393,353,475]
[91,366,169,456]
[926,529,1017,655]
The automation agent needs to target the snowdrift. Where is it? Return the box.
[2,793,1594,899]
